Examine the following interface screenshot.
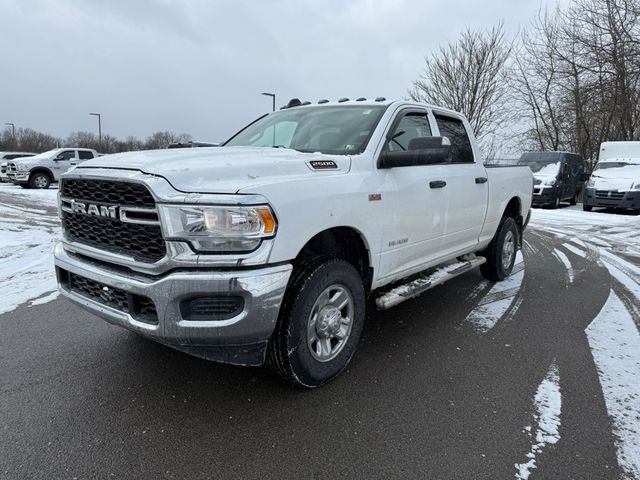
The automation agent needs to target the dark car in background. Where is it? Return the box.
[518,151,586,208]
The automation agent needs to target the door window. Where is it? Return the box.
[434,115,474,163]
[386,112,432,152]
[57,150,76,161]
[78,150,94,160]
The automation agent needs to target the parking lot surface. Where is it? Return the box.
[1,183,639,479]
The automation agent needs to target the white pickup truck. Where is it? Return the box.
[54,99,532,387]
[7,147,99,189]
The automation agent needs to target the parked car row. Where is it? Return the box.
[515,141,640,212]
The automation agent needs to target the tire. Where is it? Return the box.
[480,216,519,282]
[583,204,593,212]
[570,194,577,206]
[550,195,560,209]
[267,257,365,388]
[19,183,31,189]
[29,172,51,189]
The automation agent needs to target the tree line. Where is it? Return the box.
[0,128,193,154]
[410,0,640,165]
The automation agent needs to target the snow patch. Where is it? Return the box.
[515,363,562,480]
[586,292,640,479]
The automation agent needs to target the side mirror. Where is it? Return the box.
[379,136,451,169]
[579,173,590,182]
[54,155,65,161]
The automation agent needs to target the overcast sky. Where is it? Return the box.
[1,0,561,143]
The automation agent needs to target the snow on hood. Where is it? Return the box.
[76,146,351,193]
[591,164,640,190]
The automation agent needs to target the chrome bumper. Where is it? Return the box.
[54,243,292,365]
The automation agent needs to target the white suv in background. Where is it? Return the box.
[0,152,36,183]
[7,148,98,189]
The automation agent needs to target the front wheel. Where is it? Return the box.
[480,216,519,282]
[583,204,593,212]
[570,194,577,206]
[267,257,365,388]
[29,172,51,189]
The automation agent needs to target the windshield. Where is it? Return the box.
[594,161,637,171]
[517,159,561,175]
[224,105,387,155]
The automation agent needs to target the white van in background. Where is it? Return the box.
[583,141,640,211]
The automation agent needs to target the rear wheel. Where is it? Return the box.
[29,172,51,189]
[267,257,365,388]
[480,216,519,282]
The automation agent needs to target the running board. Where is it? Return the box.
[376,256,486,310]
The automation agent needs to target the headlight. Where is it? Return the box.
[16,163,30,171]
[587,177,596,187]
[158,204,277,253]
[633,181,640,190]
[545,178,556,186]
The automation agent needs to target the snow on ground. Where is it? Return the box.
[586,292,640,479]
[464,252,524,332]
[530,206,640,478]
[515,363,562,480]
[0,183,61,315]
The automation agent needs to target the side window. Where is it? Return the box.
[386,112,432,152]
[434,115,474,163]
[58,150,76,161]
[78,150,94,160]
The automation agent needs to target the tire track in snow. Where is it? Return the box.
[552,249,574,286]
[515,362,562,480]
[586,291,640,479]
[464,252,524,333]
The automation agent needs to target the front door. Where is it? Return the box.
[378,109,448,282]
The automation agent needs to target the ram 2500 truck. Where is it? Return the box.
[54,99,533,387]
[8,147,98,189]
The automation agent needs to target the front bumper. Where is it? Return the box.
[7,172,27,183]
[583,187,640,209]
[531,186,557,206]
[54,243,292,365]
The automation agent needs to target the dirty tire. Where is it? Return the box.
[583,203,593,212]
[480,216,519,282]
[266,257,365,388]
[29,172,51,189]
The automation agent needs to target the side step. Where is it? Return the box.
[376,256,486,310]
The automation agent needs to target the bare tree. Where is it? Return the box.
[409,23,512,144]
[144,131,192,150]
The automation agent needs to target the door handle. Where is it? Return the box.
[475,177,488,184]
[429,180,447,189]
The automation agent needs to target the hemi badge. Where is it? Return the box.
[368,193,382,201]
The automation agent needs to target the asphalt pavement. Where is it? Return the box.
[1,198,638,479]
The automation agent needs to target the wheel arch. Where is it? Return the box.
[29,167,54,181]
[294,226,373,292]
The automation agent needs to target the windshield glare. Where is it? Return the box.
[224,105,387,155]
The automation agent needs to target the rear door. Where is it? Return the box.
[377,108,448,281]
[432,112,488,256]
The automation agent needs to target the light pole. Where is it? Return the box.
[4,123,15,149]
[89,112,102,150]
[261,92,276,112]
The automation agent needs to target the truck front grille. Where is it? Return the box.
[59,269,158,324]
[60,179,166,263]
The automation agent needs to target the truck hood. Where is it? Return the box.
[590,165,640,191]
[77,147,351,193]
